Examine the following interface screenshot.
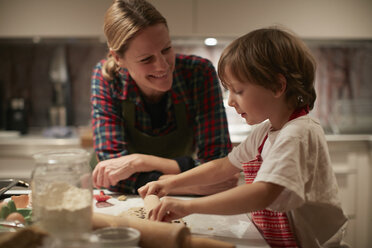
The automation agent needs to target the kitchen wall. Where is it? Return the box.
[0,41,107,128]
[174,39,372,134]
[1,38,371,134]
[0,0,371,133]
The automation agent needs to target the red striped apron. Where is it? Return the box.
[242,108,307,247]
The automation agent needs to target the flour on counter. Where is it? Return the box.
[34,182,92,238]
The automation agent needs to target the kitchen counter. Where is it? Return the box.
[0,128,91,179]
[1,129,371,158]
[3,189,269,248]
[1,129,370,247]
[0,130,81,158]
[325,134,372,142]
[0,132,84,180]
[93,192,269,248]
[230,131,372,145]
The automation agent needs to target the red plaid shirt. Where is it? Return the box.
[91,54,232,193]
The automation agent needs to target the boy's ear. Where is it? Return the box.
[274,74,287,97]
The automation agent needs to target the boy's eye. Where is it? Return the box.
[162,46,172,53]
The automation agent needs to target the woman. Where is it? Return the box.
[91,0,236,194]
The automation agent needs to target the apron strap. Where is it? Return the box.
[257,106,308,157]
[257,134,268,154]
[288,106,309,121]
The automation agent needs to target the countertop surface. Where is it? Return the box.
[1,129,372,146]
[227,124,372,144]
[3,189,269,248]
[93,191,269,248]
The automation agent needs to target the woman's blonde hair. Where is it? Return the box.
[102,0,167,80]
[218,27,317,110]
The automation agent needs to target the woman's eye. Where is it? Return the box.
[140,57,151,63]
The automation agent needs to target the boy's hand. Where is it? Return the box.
[149,197,190,222]
[138,180,170,198]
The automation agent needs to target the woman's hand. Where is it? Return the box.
[149,197,191,222]
[93,154,171,189]
[92,155,137,189]
[93,154,181,189]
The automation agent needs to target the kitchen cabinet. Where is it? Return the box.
[0,0,371,39]
[0,0,112,38]
[193,0,372,39]
[0,0,194,38]
[326,135,372,248]
[149,0,194,37]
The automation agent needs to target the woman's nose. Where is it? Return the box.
[155,55,168,70]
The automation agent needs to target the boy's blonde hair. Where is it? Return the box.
[102,0,168,80]
[218,27,317,110]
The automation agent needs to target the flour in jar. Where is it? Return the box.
[34,182,92,238]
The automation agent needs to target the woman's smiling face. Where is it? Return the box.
[117,23,175,101]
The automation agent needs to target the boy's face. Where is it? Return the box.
[225,67,278,126]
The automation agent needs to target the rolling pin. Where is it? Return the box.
[92,212,234,248]
[92,195,235,248]
[92,212,190,248]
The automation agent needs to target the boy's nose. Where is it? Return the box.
[227,93,235,107]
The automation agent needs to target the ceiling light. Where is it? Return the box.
[204,38,218,46]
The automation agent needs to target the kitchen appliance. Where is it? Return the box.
[6,98,28,134]
[48,46,71,127]
[0,179,29,200]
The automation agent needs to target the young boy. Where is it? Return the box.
[139,27,347,247]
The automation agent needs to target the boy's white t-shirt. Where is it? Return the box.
[228,116,347,247]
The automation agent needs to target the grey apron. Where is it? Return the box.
[122,100,194,158]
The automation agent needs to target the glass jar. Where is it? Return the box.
[31,149,92,240]
[93,227,141,248]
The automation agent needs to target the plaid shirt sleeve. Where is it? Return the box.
[179,55,232,164]
[91,61,139,193]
